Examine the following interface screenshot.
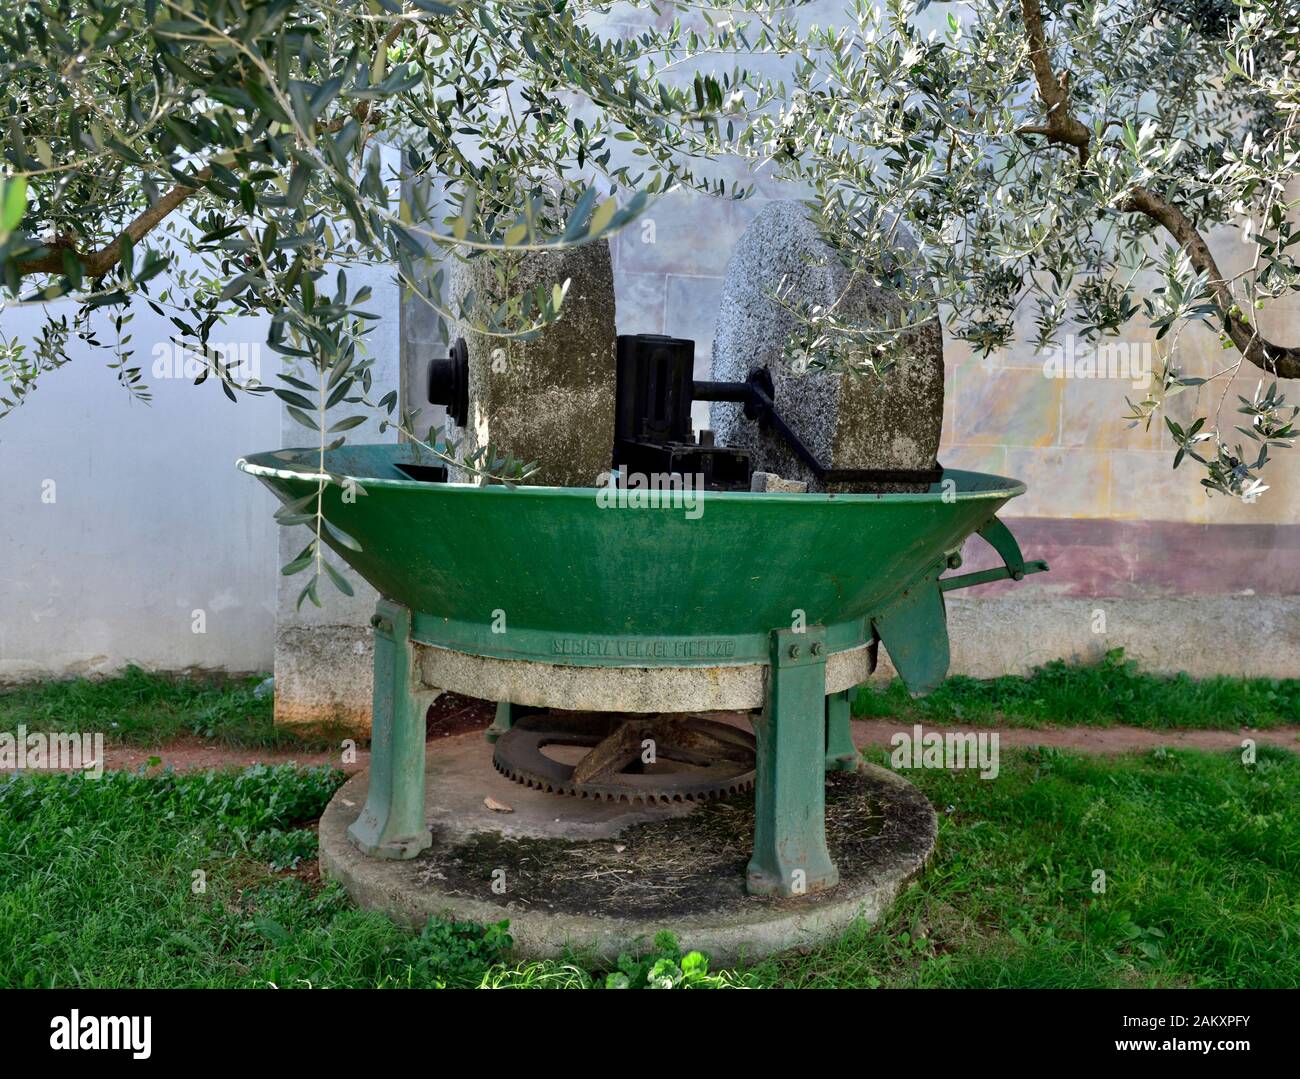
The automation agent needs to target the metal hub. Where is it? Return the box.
[427,336,469,428]
[492,712,756,803]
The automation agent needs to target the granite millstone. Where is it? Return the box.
[711,200,944,493]
[447,240,617,488]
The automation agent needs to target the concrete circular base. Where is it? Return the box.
[320,730,937,965]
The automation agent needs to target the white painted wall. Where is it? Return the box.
[271,254,403,728]
[0,295,281,680]
[0,140,404,686]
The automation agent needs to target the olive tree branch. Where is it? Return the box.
[1018,0,1300,379]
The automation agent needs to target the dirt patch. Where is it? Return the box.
[283,851,324,889]
[852,721,1300,754]
[83,738,361,775]
[35,706,1294,777]
[426,693,495,740]
[415,768,933,920]
[30,692,495,775]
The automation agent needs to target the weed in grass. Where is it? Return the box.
[478,963,596,989]
[602,932,751,988]
[250,828,318,872]
[387,919,514,988]
[482,932,747,988]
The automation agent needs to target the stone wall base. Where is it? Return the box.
[273,624,375,733]
[938,593,1300,681]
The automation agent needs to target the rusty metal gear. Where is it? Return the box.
[492,712,756,803]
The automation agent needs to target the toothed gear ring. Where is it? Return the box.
[492,712,756,803]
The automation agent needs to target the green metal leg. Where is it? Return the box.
[825,689,859,772]
[746,627,839,898]
[348,600,435,860]
[486,701,531,743]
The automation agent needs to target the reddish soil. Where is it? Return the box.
[32,693,1300,775]
[852,720,1300,754]
[97,739,362,774]
[425,693,496,740]
[53,693,496,774]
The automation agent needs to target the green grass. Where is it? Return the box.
[3,660,1295,988]
[3,745,1296,988]
[751,744,1300,987]
[0,665,328,749]
[854,649,1300,730]
[0,764,736,988]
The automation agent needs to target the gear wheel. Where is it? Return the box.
[492,712,756,803]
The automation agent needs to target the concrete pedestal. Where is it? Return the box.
[319,728,937,964]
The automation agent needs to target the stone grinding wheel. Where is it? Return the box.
[711,200,945,493]
[445,240,617,488]
[492,712,757,803]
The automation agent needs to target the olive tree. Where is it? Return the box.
[5,0,1297,595]
[734,0,1298,499]
[0,0,770,605]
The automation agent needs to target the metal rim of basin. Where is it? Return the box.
[236,444,1028,673]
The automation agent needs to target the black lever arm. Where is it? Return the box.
[692,369,942,486]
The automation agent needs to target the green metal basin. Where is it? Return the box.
[238,444,1031,691]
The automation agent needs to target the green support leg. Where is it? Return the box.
[825,689,859,772]
[486,701,532,743]
[348,599,435,860]
[746,627,839,898]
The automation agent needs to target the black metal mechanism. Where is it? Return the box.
[426,336,469,428]
[614,333,943,490]
[420,331,940,490]
[613,334,752,490]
